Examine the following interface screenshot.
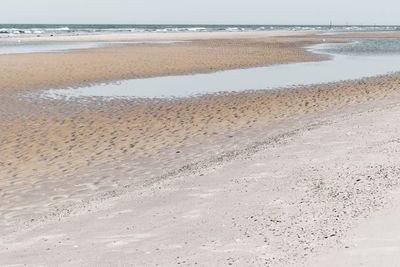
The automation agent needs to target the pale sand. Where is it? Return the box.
[2,32,400,265]
[2,83,400,266]
[307,191,400,267]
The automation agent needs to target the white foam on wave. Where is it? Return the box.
[187,27,207,32]
[48,27,70,31]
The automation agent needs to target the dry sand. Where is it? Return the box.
[307,189,400,267]
[2,32,400,266]
[3,80,400,266]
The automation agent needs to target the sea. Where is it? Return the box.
[1,24,400,37]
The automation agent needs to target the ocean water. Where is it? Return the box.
[313,39,400,55]
[1,24,400,37]
[40,39,400,100]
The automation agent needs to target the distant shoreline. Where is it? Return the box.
[0,23,399,39]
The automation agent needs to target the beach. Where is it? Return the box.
[2,30,400,266]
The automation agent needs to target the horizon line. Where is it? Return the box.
[0,23,399,27]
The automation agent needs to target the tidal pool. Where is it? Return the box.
[40,39,400,100]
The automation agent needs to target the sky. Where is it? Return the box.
[1,0,399,25]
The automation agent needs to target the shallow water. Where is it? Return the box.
[0,41,184,54]
[0,42,117,54]
[314,39,400,56]
[40,39,400,100]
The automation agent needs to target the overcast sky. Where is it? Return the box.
[1,0,399,25]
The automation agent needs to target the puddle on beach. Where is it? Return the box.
[0,41,186,54]
[39,39,400,100]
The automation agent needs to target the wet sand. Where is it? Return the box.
[0,34,327,93]
[2,32,400,265]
